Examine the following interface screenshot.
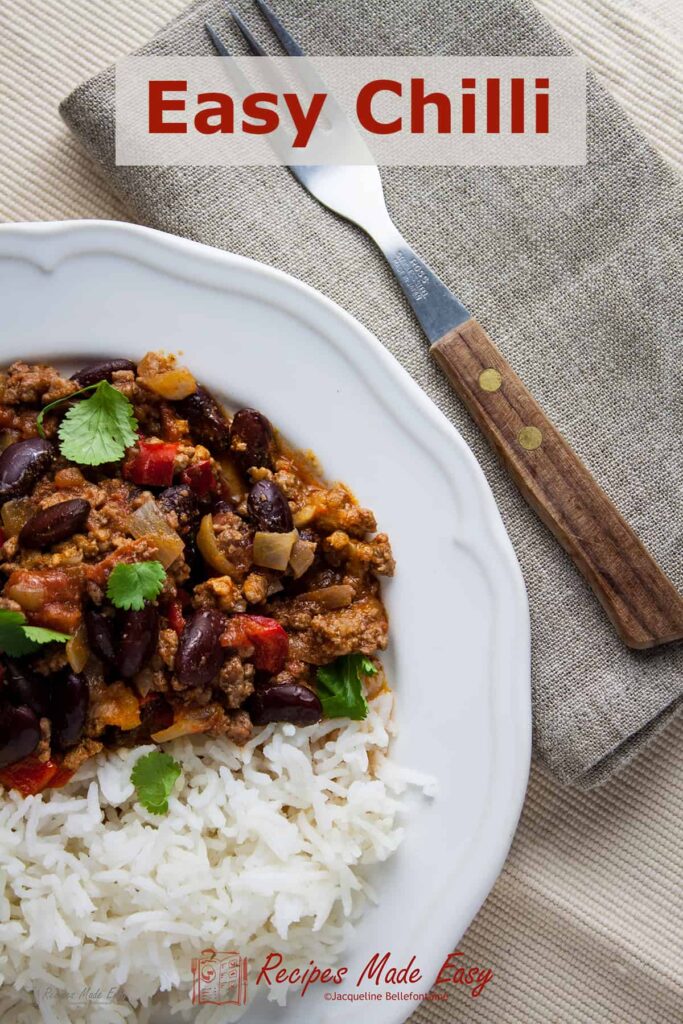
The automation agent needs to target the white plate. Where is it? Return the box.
[0,221,530,1023]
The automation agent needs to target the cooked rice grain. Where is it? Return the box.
[0,693,428,1023]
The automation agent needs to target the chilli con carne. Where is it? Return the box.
[0,353,394,795]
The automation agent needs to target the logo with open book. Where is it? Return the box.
[191,948,248,1006]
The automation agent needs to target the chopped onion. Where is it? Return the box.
[5,578,46,611]
[253,530,297,571]
[93,683,141,731]
[217,456,247,502]
[151,705,216,742]
[2,498,33,537]
[296,584,354,609]
[197,513,235,576]
[293,504,317,528]
[289,537,316,578]
[66,625,89,673]
[128,500,185,568]
[0,432,19,453]
[139,368,197,400]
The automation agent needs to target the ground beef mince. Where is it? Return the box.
[0,352,394,794]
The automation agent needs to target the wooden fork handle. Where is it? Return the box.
[431,317,683,649]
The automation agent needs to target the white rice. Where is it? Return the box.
[0,692,432,1023]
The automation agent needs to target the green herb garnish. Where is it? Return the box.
[131,751,182,815]
[0,609,70,657]
[38,380,138,466]
[316,653,376,721]
[106,560,166,611]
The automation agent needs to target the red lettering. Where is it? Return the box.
[473,968,494,997]
[301,965,322,997]
[283,92,326,147]
[148,80,187,133]
[195,92,234,134]
[535,77,549,133]
[255,952,282,985]
[356,80,402,134]
[243,93,279,134]
[436,951,462,984]
[461,78,476,134]
[410,78,450,133]
[487,78,500,132]
[357,951,391,986]
[511,77,524,133]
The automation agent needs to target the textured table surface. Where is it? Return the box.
[0,1,681,1022]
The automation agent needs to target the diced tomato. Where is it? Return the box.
[49,764,75,789]
[0,756,59,796]
[164,598,186,635]
[181,460,216,498]
[123,440,178,487]
[223,614,289,674]
[7,568,82,633]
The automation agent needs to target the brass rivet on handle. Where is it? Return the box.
[518,426,543,450]
[479,368,502,392]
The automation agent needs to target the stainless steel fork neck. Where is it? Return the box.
[362,208,471,342]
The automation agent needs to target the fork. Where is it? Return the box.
[207,0,683,650]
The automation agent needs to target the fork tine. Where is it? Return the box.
[229,6,268,56]
[204,22,232,56]
[254,0,305,56]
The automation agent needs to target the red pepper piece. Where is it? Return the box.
[123,440,178,487]
[181,460,216,497]
[165,599,186,636]
[0,756,59,796]
[223,614,289,674]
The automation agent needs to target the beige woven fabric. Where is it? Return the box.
[57,0,683,789]
[0,2,682,1022]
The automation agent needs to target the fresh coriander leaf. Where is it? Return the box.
[0,610,40,656]
[23,625,72,644]
[316,653,373,721]
[0,609,70,657]
[57,381,138,466]
[131,751,182,816]
[106,561,166,611]
[36,381,99,438]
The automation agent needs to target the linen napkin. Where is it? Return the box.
[59,0,683,788]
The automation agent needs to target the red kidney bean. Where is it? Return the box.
[175,609,224,688]
[0,438,54,505]
[3,660,51,718]
[117,605,159,679]
[70,359,136,388]
[177,387,231,453]
[19,498,90,550]
[229,408,275,472]
[247,479,293,533]
[84,608,117,666]
[158,484,200,535]
[248,683,322,726]
[0,703,41,768]
[51,672,89,750]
